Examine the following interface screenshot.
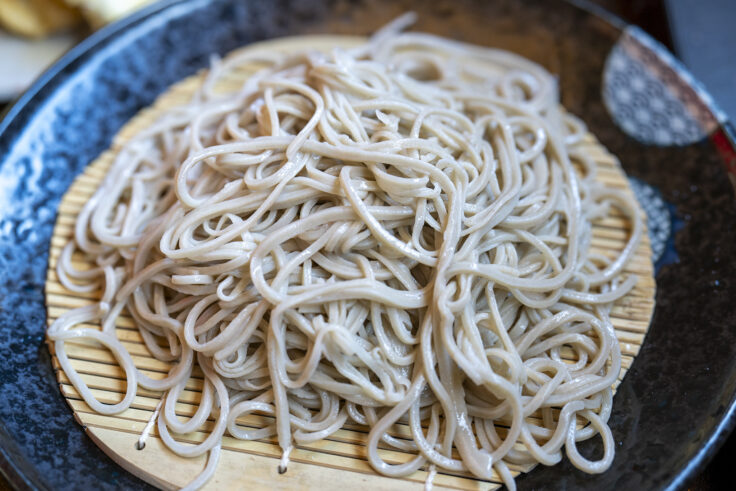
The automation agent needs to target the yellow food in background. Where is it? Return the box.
[0,0,155,37]
[64,0,155,28]
[0,0,80,38]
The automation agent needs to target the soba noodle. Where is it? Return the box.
[49,14,643,490]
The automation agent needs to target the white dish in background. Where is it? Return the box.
[0,29,80,101]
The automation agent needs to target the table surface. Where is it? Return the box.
[0,0,734,489]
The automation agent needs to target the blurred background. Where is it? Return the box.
[0,0,154,100]
[0,0,734,489]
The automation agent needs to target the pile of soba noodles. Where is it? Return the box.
[49,14,643,491]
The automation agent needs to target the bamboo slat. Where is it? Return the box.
[45,35,656,490]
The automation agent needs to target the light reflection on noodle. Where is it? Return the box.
[49,14,643,490]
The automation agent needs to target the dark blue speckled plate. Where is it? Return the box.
[1,1,735,489]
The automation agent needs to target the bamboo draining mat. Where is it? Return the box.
[45,36,656,491]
